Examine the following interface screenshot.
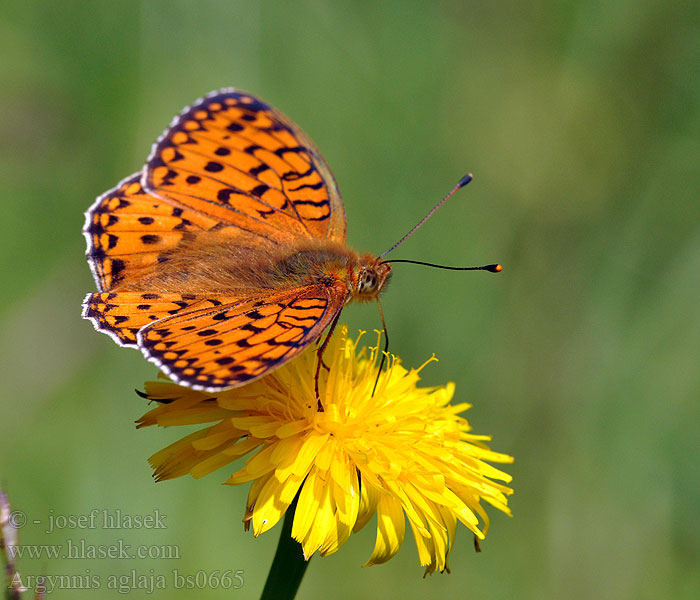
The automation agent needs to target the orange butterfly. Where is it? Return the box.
[83,89,499,392]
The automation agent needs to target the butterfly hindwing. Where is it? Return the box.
[137,283,347,391]
[82,292,222,347]
[143,89,346,246]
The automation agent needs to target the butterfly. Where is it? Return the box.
[83,89,500,392]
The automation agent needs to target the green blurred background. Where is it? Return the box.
[1,1,698,598]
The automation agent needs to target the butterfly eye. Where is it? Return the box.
[358,271,378,294]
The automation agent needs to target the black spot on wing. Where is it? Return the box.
[251,184,270,197]
[110,259,126,284]
[197,329,219,337]
[141,234,160,245]
[250,164,269,176]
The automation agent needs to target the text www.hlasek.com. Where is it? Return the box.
[6,539,180,560]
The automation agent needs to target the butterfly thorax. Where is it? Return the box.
[265,242,392,303]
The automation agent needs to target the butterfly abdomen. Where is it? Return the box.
[118,237,354,295]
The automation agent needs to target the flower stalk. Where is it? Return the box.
[260,496,309,600]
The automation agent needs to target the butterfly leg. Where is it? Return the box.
[314,311,342,403]
[371,297,389,397]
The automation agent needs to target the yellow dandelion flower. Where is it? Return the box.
[137,326,513,574]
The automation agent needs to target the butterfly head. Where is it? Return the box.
[352,257,392,302]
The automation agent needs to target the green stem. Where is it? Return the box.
[260,498,310,600]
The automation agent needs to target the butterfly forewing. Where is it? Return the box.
[137,284,347,391]
[143,89,346,246]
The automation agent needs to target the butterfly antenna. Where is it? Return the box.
[384,259,502,273]
[371,298,389,396]
[377,173,474,260]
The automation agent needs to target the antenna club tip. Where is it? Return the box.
[457,173,474,188]
[488,264,503,273]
